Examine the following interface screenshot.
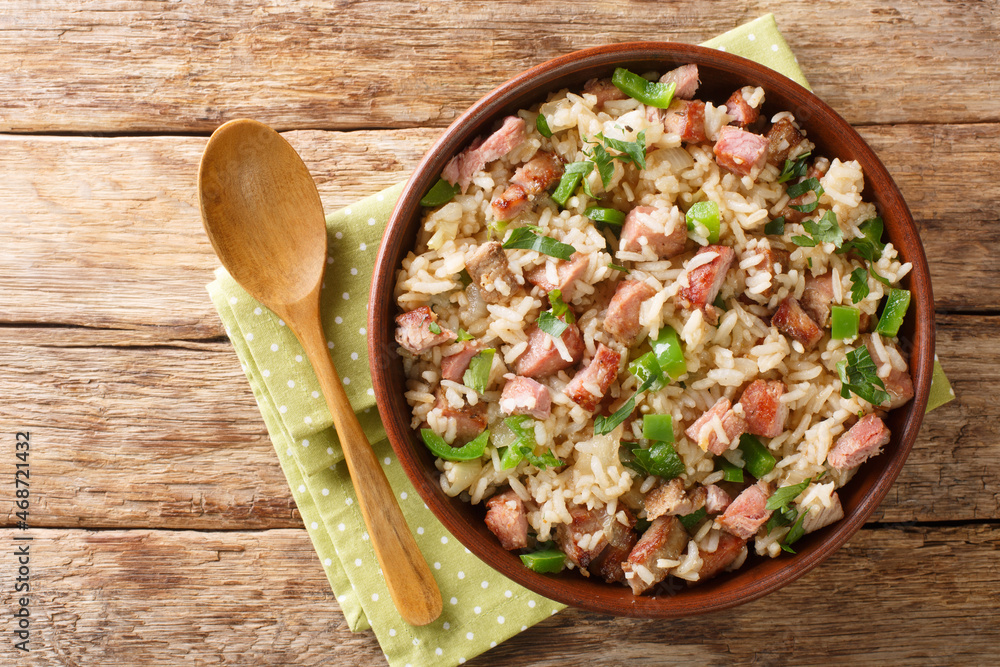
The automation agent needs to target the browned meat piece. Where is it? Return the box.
[442,116,527,192]
[440,341,481,382]
[862,335,915,409]
[859,311,874,333]
[583,77,628,107]
[778,200,808,225]
[725,89,760,128]
[499,375,552,420]
[654,99,707,143]
[484,490,529,550]
[748,246,791,297]
[659,64,700,100]
[772,296,824,349]
[588,508,638,584]
[801,273,835,327]
[765,117,805,167]
[714,126,769,177]
[565,344,622,412]
[737,379,789,438]
[525,252,589,301]
[827,414,890,470]
[604,280,657,346]
[433,388,488,441]
[684,397,747,455]
[466,241,519,304]
[677,245,736,325]
[622,516,688,595]
[807,158,830,180]
[514,321,585,379]
[394,306,457,354]
[620,205,688,258]
[490,151,565,221]
[645,478,708,520]
[705,484,732,514]
[555,505,631,571]
[801,492,845,534]
[717,481,773,540]
[695,531,747,583]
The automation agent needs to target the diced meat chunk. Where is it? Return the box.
[695,532,747,583]
[622,516,688,595]
[737,379,789,438]
[725,88,760,128]
[677,245,736,325]
[490,151,565,221]
[433,388,488,441]
[583,77,628,107]
[659,64,700,100]
[484,490,528,551]
[555,505,610,570]
[645,478,708,520]
[801,491,845,534]
[442,116,527,192]
[746,246,790,297]
[862,335,915,409]
[565,344,622,412]
[466,241,519,304]
[440,342,481,382]
[604,280,657,346]
[765,117,805,167]
[588,508,637,584]
[394,306,457,354]
[655,99,706,143]
[808,158,830,180]
[772,296,824,349]
[705,485,732,515]
[778,199,808,225]
[620,205,688,258]
[827,414,891,470]
[684,397,747,455]
[717,481,773,540]
[801,273,835,327]
[514,321,585,379]
[525,252,589,301]
[499,375,552,420]
[713,126,769,177]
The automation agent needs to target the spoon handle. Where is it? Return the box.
[295,307,443,626]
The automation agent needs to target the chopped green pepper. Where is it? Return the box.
[650,326,687,380]
[519,548,567,573]
[642,414,674,443]
[535,114,553,138]
[611,67,676,108]
[685,200,721,243]
[584,206,626,226]
[420,428,489,461]
[874,289,911,337]
[715,456,744,483]
[419,178,460,207]
[738,434,776,479]
[830,305,861,340]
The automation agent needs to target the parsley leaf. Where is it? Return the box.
[608,262,629,272]
[584,143,616,189]
[791,210,843,248]
[597,130,647,171]
[629,440,685,480]
[764,216,786,236]
[836,346,891,407]
[849,267,870,304]
[780,508,810,553]
[502,227,576,260]
[838,217,892,287]
[765,478,812,512]
[786,176,825,213]
[777,151,811,183]
[462,349,495,393]
[548,289,575,323]
[536,311,569,338]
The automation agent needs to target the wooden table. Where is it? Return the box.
[2,2,997,664]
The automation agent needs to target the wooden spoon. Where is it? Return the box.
[198,118,442,626]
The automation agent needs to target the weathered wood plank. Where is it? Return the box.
[1,124,997,337]
[0,315,993,529]
[2,525,995,665]
[0,1,997,133]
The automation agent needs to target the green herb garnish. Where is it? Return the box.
[629,440,685,480]
[786,177,825,214]
[791,210,843,248]
[498,416,562,470]
[548,289,575,323]
[838,217,892,286]
[780,508,810,553]
[608,262,629,272]
[420,428,489,461]
[777,151,811,183]
[420,178,461,207]
[536,311,569,338]
[836,346,891,407]
[849,267,870,304]
[597,130,648,170]
[765,478,812,512]
[428,322,442,335]
[679,507,708,532]
[502,227,576,260]
[535,114,553,138]
[584,142,616,189]
[456,328,475,342]
[594,354,664,435]
[462,348,495,393]
[611,67,676,108]
[764,216,786,236]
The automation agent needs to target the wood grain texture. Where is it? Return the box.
[2,123,997,339]
[0,0,997,133]
[0,315,993,530]
[2,525,995,665]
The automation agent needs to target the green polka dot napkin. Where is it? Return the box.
[206,14,953,667]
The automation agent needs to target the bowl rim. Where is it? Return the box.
[369,41,935,618]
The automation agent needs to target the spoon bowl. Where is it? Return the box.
[199,118,442,626]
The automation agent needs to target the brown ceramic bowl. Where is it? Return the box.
[368,42,934,618]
